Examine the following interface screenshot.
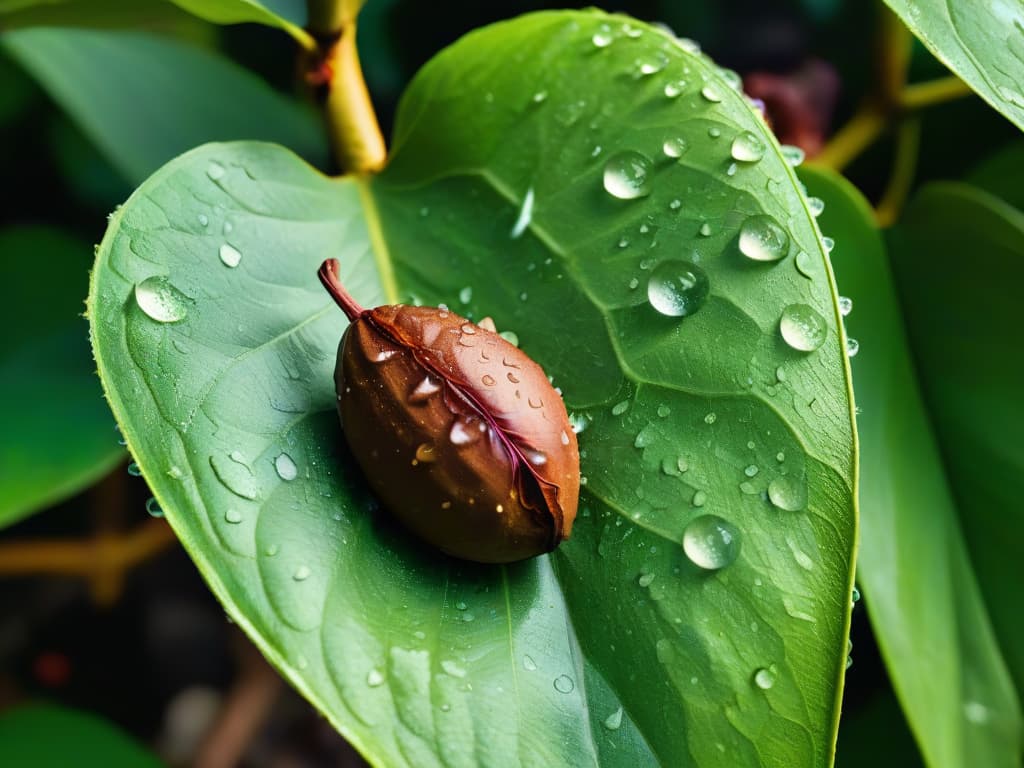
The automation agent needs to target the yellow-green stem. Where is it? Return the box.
[900,76,974,111]
[875,118,921,227]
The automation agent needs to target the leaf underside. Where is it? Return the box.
[90,11,856,767]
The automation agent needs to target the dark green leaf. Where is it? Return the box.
[969,141,1024,210]
[802,165,1022,768]
[0,704,162,767]
[90,12,856,766]
[881,0,1024,132]
[891,181,1024,699]
[2,27,327,185]
[0,228,123,529]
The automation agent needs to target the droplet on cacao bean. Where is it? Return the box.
[318,259,580,564]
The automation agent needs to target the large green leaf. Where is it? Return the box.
[90,12,856,766]
[890,182,1024,698]
[0,228,123,528]
[802,166,1022,768]
[0,704,162,767]
[881,0,1024,132]
[0,0,310,48]
[969,141,1024,211]
[2,27,327,185]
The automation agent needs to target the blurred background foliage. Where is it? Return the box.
[0,0,1020,765]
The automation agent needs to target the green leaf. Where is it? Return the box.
[0,228,123,529]
[2,27,327,185]
[0,0,311,48]
[881,0,1024,132]
[90,12,856,766]
[969,141,1024,210]
[802,165,1022,768]
[0,704,162,767]
[890,182,1024,699]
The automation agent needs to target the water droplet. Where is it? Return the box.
[569,412,590,434]
[744,464,759,477]
[739,215,790,262]
[704,412,717,425]
[657,404,671,418]
[134,276,188,323]
[807,197,825,217]
[366,668,384,687]
[638,572,655,587]
[647,260,710,317]
[603,707,624,730]
[691,490,707,507]
[293,565,311,581]
[635,51,668,76]
[553,674,575,694]
[415,443,437,463]
[167,465,183,479]
[481,374,496,387]
[822,236,835,253]
[265,543,279,557]
[669,199,682,211]
[449,420,480,446]
[145,497,163,518]
[664,80,687,98]
[219,243,242,268]
[603,151,653,199]
[731,131,766,162]
[206,161,225,180]
[510,186,535,239]
[531,90,548,104]
[795,251,819,280]
[224,508,243,524]
[753,667,776,690]
[410,376,442,404]
[499,330,519,347]
[197,213,209,227]
[611,400,630,416]
[780,304,827,352]
[846,337,860,357]
[523,655,537,671]
[768,476,806,511]
[592,25,614,47]
[701,85,722,102]
[441,660,467,678]
[838,296,853,316]
[459,286,473,304]
[698,222,712,237]
[128,462,142,477]
[851,586,861,604]
[707,127,721,139]
[780,145,805,166]
[682,514,740,570]
[662,136,688,158]
[274,452,298,481]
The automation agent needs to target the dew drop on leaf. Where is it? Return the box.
[730,131,766,162]
[838,296,853,316]
[603,150,653,199]
[780,145,805,167]
[753,667,776,690]
[767,476,807,511]
[366,668,384,687]
[662,136,688,158]
[780,304,827,352]
[701,84,722,102]
[738,215,790,262]
[647,260,710,317]
[293,565,311,582]
[219,243,242,268]
[846,337,860,358]
[682,514,740,570]
[274,452,298,481]
[807,197,825,217]
[135,276,188,323]
[664,80,687,98]
[145,497,163,518]
[603,707,624,730]
[592,25,613,47]
[224,508,243,524]
[553,674,575,694]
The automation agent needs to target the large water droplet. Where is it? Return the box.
[738,215,790,262]
[753,667,776,690]
[553,674,575,694]
[647,260,710,317]
[510,186,535,239]
[838,296,853,316]
[701,85,722,103]
[274,452,298,481]
[135,276,188,323]
[780,304,827,352]
[682,514,740,570]
[767,476,806,512]
[219,243,242,268]
[807,197,825,217]
[603,151,653,200]
[603,707,624,730]
[731,131,766,162]
[662,136,688,158]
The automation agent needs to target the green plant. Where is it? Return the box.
[1,1,1022,766]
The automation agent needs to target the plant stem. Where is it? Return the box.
[899,76,974,111]
[875,117,921,227]
[814,103,887,172]
[308,0,386,174]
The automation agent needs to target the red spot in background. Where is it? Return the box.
[33,651,72,688]
[744,59,840,158]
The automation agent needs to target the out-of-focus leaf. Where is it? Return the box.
[890,181,1024,698]
[968,142,1024,211]
[801,165,1022,768]
[0,704,162,767]
[2,27,327,184]
[90,11,857,766]
[0,228,123,528]
[881,0,1024,132]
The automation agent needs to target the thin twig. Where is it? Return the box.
[875,118,921,227]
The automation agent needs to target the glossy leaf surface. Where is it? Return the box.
[91,12,856,766]
[890,182,1024,697]
[803,166,1022,768]
[0,228,122,528]
[882,0,1024,131]
[3,27,327,184]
